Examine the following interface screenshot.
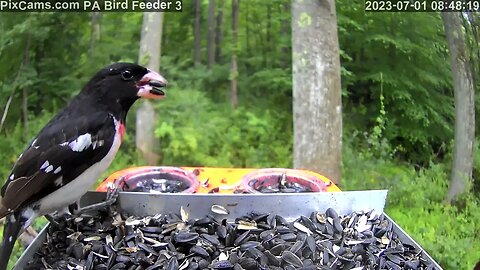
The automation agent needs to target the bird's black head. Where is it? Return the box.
[82,62,167,118]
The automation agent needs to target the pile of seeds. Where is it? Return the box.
[124,177,189,193]
[249,173,314,193]
[25,206,437,270]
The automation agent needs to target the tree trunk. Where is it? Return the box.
[89,12,101,64]
[0,94,13,133]
[207,0,216,69]
[230,0,239,110]
[215,0,224,63]
[137,12,164,165]
[193,0,201,66]
[442,12,475,203]
[292,0,343,184]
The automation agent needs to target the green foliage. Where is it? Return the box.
[154,88,292,168]
[473,141,480,194]
[0,7,478,270]
[343,140,480,270]
[388,200,479,270]
[0,112,53,178]
[337,3,455,163]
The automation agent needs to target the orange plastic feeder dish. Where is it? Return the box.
[97,167,340,194]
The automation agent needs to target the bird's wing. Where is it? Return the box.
[0,111,117,216]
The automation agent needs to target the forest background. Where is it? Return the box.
[0,1,479,269]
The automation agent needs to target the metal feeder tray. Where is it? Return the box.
[15,190,442,269]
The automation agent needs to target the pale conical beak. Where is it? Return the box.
[137,70,168,99]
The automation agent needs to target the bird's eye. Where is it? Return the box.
[121,70,133,81]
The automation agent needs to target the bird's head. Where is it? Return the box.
[101,62,167,98]
[83,62,168,107]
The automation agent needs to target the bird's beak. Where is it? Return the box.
[137,70,168,99]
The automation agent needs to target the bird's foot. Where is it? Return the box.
[105,182,121,202]
[45,214,60,228]
[45,213,73,232]
[72,183,121,215]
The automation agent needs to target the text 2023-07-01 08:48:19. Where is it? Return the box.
[365,0,480,12]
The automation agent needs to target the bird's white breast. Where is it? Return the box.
[37,117,123,215]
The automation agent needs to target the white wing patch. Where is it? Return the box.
[9,174,14,180]
[40,160,49,170]
[45,165,54,173]
[69,133,92,152]
[37,117,123,215]
[40,161,61,174]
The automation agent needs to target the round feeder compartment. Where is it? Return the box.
[100,166,199,193]
[240,168,328,193]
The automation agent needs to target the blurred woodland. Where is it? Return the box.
[0,1,479,269]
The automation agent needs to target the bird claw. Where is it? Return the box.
[45,214,61,228]
[72,183,122,215]
[105,182,121,203]
[46,185,122,229]
[45,214,74,233]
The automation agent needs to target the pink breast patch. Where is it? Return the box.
[119,123,126,140]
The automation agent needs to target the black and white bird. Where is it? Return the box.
[0,63,167,268]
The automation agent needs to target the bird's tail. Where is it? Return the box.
[0,212,23,270]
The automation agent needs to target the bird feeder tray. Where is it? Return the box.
[14,167,442,270]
